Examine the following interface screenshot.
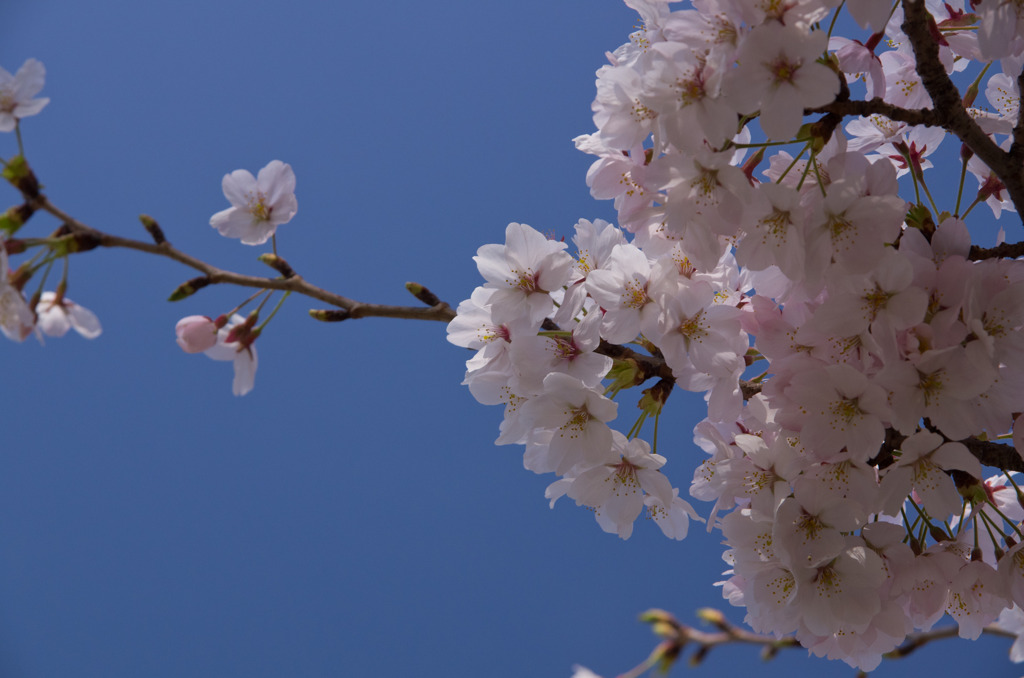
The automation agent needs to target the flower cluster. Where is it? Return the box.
[0,56,292,393]
[173,158,297,395]
[8,0,1024,669]
[0,62,101,344]
[452,0,1024,670]
[448,220,705,541]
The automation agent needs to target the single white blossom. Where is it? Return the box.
[35,291,101,339]
[0,59,49,132]
[210,160,298,246]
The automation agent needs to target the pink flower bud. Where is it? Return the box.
[175,315,217,353]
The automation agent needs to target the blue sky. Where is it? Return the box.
[0,1,1016,676]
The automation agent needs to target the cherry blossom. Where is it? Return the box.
[878,432,981,519]
[175,315,219,354]
[210,160,298,246]
[556,431,675,539]
[35,291,101,339]
[473,222,573,325]
[197,314,259,396]
[723,22,838,140]
[0,58,49,132]
[15,0,1024,671]
[0,255,33,343]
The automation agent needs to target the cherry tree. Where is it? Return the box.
[5,0,1024,675]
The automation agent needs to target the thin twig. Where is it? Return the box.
[902,0,1024,221]
[624,608,1017,677]
[29,194,456,322]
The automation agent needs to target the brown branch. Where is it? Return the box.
[28,194,456,323]
[960,436,1024,473]
[740,380,761,400]
[970,241,1024,260]
[902,0,1024,220]
[810,98,942,127]
[596,339,674,384]
[622,608,1016,677]
[869,426,1023,473]
[15,177,1024,478]
[1012,63,1024,166]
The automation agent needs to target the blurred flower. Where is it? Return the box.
[175,315,218,353]
[0,58,50,132]
[201,313,258,396]
[35,291,101,339]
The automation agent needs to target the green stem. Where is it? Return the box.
[776,142,811,184]
[31,257,54,302]
[961,196,981,219]
[955,154,969,217]
[919,175,939,215]
[255,291,291,333]
[977,508,1006,549]
[627,412,649,440]
[14,121,24,158]
[826,1,844,39]
[226,288,269,319]
[731,139,804,149]
[809,155,827,197]
[652,412,660,454]
[795,152,815,191]
[984,500,1024,540]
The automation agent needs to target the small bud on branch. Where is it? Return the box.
[405,281,442,307]
[257,253,296,278]
[309,308,350,322]
[0,203,33,235]
[1,156,39,198]
[168,276,212,302]
[138,214,166,245]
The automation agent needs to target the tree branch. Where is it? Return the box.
[15,174,1024,476]
[902,0,1024,220]
[27,194,456,323]
[960,436,1024,473]
[970,241,1024,260]
[809,98,942,127]
[620,608,1016,678]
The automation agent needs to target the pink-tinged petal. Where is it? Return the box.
[917,464,964,518]
[12,58,45,99]
[210,207,248,237]
[203,343,236,362]
[258,160,296,206]
[232,348,257,396]
[210,207,276,245]
[758,90,804,140]
[67,302,101,339]
[534,251,573,292]
[176,315,217,353]
[473,243,512,285]
[236,220,276,246]
[13,98,48,118]
[269,193,297,226]
[932,442,983,480]
[36,305,70,337]
[221,170,257,208]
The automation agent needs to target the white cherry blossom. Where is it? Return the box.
[201,313,259,397]
[0,58,49,132]
[210,160,298,246]
[35,291,101,339]
[724,22,838,140]
[474,222,573,325]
